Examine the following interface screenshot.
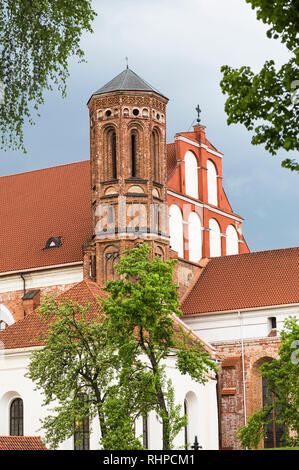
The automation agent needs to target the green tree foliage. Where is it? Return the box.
[27,244,217,450]
[220,0,299,172]
[26,297,145,450]
[101,243,217,450]
[237,316,299,449]
[0,0,96,152]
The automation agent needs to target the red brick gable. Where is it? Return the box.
[0,436,46,450]
[181,247,299,315]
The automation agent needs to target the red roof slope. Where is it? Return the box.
[181,247,299,315]
[0,149,177,275]
[0,161,92,274]
[0,280,105,350]
[0,279,215,356]
[0,436,46,450]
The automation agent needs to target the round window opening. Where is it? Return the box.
[105,110,112,117]
[133,109,140,116]
[156,113,160,120]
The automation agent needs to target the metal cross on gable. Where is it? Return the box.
[196,104,201,123]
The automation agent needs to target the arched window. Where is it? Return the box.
[131,131,138,177]
[209,218,221,257]
[74,394,90,450]
[207,160,218,206]
[184,392,200,450]
[262,377,285,448]
[226,224,239,255]
[152,129,160,182]
[106,128,117,180]
[10,398,23,436]
[185,151,198,199]
[188,212,202,263]
[169,205,184,258]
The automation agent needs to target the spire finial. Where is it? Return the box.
[196,104,201,123]
[125,56,129,69]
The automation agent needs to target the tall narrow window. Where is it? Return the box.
[111,131,117,179]
[106,128,117,179]
[131,132,137,177]
[74,395,90,450]
[10,398,23,436]
[152,130,160,182]
[143,414,149,449]
[262,377,285,448]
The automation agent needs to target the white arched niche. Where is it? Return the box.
[188,212,202,263]
[0,304,15,327]
[226,224,239,255]
[169,204,184,258]
[185,151,198,199]
[209,218,221,257]
[207,160,218,206]
[184,391,200,449]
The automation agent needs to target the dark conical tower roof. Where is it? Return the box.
[92,67,167,99]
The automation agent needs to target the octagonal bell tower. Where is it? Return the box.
[84,67,170,285]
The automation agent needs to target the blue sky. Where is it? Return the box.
[1,0,298,253]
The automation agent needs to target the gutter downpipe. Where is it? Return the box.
[20,273,26,297]
[238,311,247,427]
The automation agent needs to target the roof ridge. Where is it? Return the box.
[210,246,299,261]
[0,159,89,180]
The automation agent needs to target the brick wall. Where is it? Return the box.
[214,337,281,449]
[0,283,78,323]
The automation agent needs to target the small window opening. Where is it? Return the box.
[268,317,277,336]
[105,109,112,117]
[133,108,139,116]
[44,237,62,250]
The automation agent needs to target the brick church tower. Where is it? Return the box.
[83,67,170,285]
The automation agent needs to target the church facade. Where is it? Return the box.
[0,67,298,450]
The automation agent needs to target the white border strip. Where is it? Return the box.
[167,190,243,222]
[174,136,223,158]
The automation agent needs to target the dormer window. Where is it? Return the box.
[44,237,62,250]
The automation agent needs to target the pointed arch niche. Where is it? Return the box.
[169,204,183,258]
[104,126,117,180]
[188,212,202,263]
[209,218,221,257]
[185,151,198,199]
[226,224,239,255]
[207,159,218,206]
[152,127,161,183]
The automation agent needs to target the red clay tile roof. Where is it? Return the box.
[166,143,177,177]
[0,279,215,356]
[0,161,92,274]
[0,280,105,350]
[0,436,46,450]
[0,149,178,275]
[181,247,299,315]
